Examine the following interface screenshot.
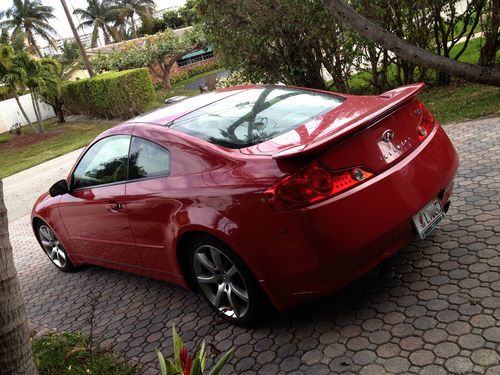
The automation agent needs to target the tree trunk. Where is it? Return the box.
[60,0,94,77]
[479,0,500,67]
[30,91,44,134]
[0,180,38,375]
[33,94,46,133]
[322,0,500,86]
[14,94,39,134]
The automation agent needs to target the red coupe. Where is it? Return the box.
[32,83,458,325]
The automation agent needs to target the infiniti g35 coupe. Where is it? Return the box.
[32,83,458,325]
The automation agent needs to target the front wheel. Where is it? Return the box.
[188,235,271,326]
[37,223,76,272]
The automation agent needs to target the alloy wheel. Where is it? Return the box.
[38,225,67,269]
[193,245,249,319]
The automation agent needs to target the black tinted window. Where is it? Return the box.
[73,135,130,189]
[169,87,344,148]
[129,137,170,180]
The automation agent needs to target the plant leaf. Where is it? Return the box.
[208,348,234,375]
[172,325,184,369]
[190,357,201,375]
[198,340,206,370]
[157,349,167,375]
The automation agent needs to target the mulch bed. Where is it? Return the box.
[0,129,65,152]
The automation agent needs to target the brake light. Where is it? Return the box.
[416,102,436,141]
[264,162,374,210]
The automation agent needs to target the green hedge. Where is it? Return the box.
[62,68,156,119]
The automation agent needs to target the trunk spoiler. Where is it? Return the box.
[272,83,426,159]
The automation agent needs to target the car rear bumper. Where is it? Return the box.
[254,124,458,310]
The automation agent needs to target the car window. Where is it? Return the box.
[72,135,131,189]
[128,137,170,180]
[169,87,344,149]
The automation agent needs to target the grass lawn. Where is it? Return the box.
[33,331,139,375]
[0,118,117,178]
[419,83,500,124]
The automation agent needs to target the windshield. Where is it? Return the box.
[169,87,344,149]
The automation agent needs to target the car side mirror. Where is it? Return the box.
[49,179,69,197]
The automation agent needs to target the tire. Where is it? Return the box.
[36,221,76,272]
[188,235,272,326]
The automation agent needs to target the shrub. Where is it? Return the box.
[62,68,156,119]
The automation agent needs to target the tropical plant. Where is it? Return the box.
[0,44,38,133]
[38,58,65,123]
[13,52,61,132]
[111,0,155,39]
[0,0,58,57]
[73,0,121,48]
[59,40,80,67]
[157,326,233,375]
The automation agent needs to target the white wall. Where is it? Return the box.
[0,93,55,133]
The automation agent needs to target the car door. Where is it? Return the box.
[58,135,143,268]
[125,136,177,277]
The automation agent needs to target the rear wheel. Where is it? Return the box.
[36,222,75,272]
[188,235,271,326]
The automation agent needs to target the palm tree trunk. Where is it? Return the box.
[14,94,39,134]
[322,0,500,86]
[0,180,39,375]
[34,94,46,133]
[27,31,43,58]
[30,91,44,134]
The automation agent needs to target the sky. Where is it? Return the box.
[1,0,186,39]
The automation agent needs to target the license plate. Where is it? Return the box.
[412,198,445,239]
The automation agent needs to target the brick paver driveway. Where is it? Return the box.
[10,117,500,374]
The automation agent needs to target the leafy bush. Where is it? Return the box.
[157,326,233,375]
[62,68,156,119]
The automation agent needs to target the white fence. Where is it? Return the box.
[0,93,55,133]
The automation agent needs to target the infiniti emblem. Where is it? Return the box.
[382,129,395,142]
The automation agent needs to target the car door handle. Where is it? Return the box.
[106,201,123,213]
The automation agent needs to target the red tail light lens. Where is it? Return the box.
[416,102,436,141]
[264,162,374,210]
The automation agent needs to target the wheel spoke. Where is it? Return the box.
[50,248,58,261]
[196,252,216,272]
[197,274,217,284]
[230,282,249,302]
[41,240,52,247]
[57,249,66,263]
[210,247,224,270]
[214,283,225,308]
[226,288,239,318]
[226,265,237,277]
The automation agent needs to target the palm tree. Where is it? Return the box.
[112,0,155,39]
[0,0,58,57]
[0,182,38,375]
[0,44,39,133]
[73,0,121,48]
[14,50,59,133]
[59,39,79,66]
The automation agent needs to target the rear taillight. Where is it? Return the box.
[264,162,374,210]
[416,102,436,141]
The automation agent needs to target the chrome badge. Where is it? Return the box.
[381,129,395,142]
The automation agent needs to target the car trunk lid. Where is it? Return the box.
[241,83,426,173]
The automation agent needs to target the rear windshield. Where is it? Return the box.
[169,87,344,149]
